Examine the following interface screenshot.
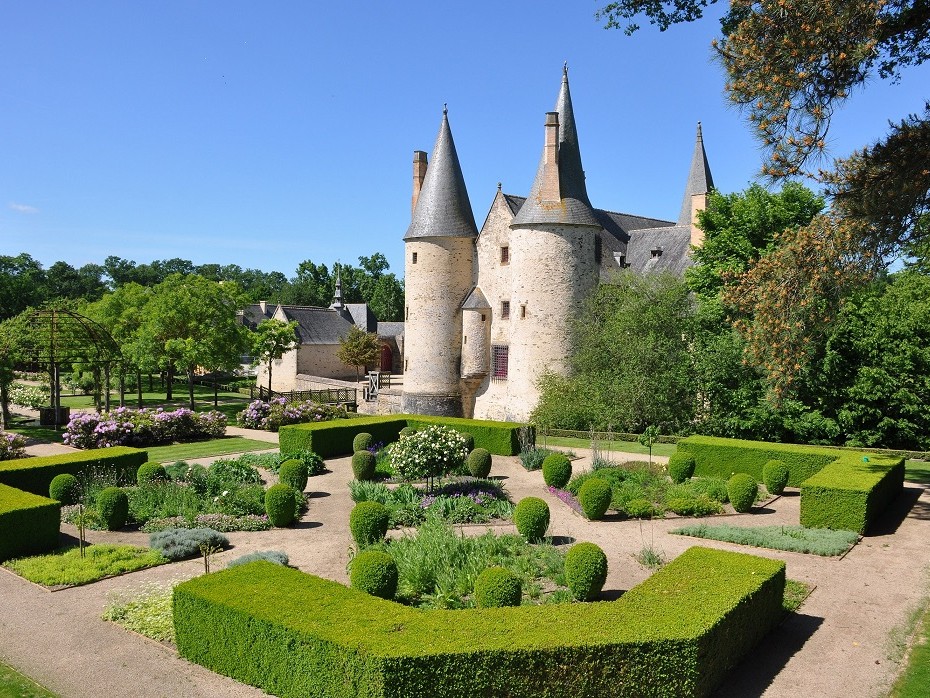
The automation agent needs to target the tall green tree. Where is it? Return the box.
[251,319,299,395]
[0,254,46,321]
[337,325,380,383]
[0,313,31,428]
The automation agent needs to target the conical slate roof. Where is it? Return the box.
[678,122,715,225]
[512,66,600,228]
[404,108,478,241]
[461,286,490,310]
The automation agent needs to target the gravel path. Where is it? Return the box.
[1,443,928,697]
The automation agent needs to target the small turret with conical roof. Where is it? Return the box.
[679,121,715,246]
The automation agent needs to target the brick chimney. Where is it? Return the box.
[412,150,428,217]
[541,112,560,202]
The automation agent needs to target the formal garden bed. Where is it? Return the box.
[671,523,860,557]
[2,544,168,589]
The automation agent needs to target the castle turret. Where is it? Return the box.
[679,122,714,247]
[402,107,478,416]
[506,65,601,422]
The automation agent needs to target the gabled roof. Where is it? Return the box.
[346,303,378,333]
[404,108,478,241]
[678,122,715,225]
[238,303,275,330]
[277,306,356,345]
[625,225,694,276]
[461,286,491,310]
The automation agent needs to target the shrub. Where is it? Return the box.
[519,447,551,471]
[149,527,229,561]
[264,484,297,527]
[207,458,262,488]
[688,477,729,503]
[49,473,80,505]
[63,407,226,449]
[388,425,469,481]
[137,462,167,487]
[227,550,289,568]
[399,426,417,438]
[623,498,656,519]
[727,474,758,513]
[350,550,398,600]
[350,501,390,547]
[97,487,129,530]
[564,542,608,601]
[513,497,549,541]
[667,453,696,484]
[467,448,492,478]
[459,431,475,452]
[281,449,326,476]
[0,484,61,562]
[763,460,790,496]
[474,566,522,608]
[352,450,377,481]
[0,447,145,496]
[542,453,572,488]
[9,383,49,409]
[0,431,27,461]
[236,397,347,432]
[278,459,309,492]
[353,432,374,452]
[577,479,612,520]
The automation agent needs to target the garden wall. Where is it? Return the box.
[174,546,785,698]
[0,446,148,496]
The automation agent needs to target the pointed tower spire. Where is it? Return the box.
[404,107,478,240]
[512,64,599,228]
[330,264,345,311]
[678,121,715,225]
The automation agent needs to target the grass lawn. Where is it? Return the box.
[0,661,58,698]
[58,386,250,421]
[890,601,930,697]
[4,545,167,588]
[6,424,66,443]
[144,436,274,464]
[540,435,677,458]
[905,460,930,485]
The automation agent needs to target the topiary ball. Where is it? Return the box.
[458,431,475,453]
[278,458,309,492]
[727,473,758,513]
[350,550,398,599]
[542,453,572,489]
[399,426,417,438]
[577,478,612,520]
[49,473,80,505]
[513,497,550,541]
[667,452,696,484]
[564,542,608,601]
[136,462,167,487]
[349,501,391,548]
[467,448,492,478]
[763,459,790,496]
[265,483,297,527]
[474,566,522,608]
[96,487,129,531]
[352,450,377,481]
[352,432,374,452]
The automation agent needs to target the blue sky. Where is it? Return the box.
[2,1,928,279]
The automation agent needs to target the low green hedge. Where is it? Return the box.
[800,454,904,534]
[279,416,525,458]
[174,546,784,698]
[0,447,147,496]
[0,483,61,562]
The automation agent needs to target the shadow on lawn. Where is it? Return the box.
[714,612,825,697]
[868,486,928,537]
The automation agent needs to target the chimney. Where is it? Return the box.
[541,112,561,202]
[259,300,267,315]
[689,192,708,248]
[412,150,428,217]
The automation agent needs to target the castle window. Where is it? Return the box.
[520,304,526,319]
[405,306,409,320]
[491,345,509,381]
[651,246,663,258]
[595,234,602,264]
[501,301,510,319]
[500,246,510,265]
[412,252,418,264]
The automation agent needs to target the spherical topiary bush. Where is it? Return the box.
[349,501,391,547]
[727,473,758,513]
[513,497,550,541]
[278,458,309,492]
[667,452,696,484]
[353,432,374,452]
[578,478,612,521]
[136,461,168,487]
[467,448,492,478]
[564,542,608,601]
[399,426,417,438]
[352,450,377,481]
[763,459,790,496]
[49,473,80,505]
[265,483,297,527]
[542,453,572,489]
[350,550,398,599]
[474,566,522,608]
[96,487,129,530]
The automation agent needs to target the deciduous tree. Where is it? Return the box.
[337,325,380,383]
[251,319,299,395]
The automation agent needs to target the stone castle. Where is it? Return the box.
[400,66,714,422]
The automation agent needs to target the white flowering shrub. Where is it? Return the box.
[10,383,49,410]
[387,425,469,482]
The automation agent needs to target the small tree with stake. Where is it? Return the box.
[337,326,380,383]
[252,319,299,396]
[638,425,660,466]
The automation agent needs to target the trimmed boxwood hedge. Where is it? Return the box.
[174,546,785,698]
[0,447,147,496]
[0,483,61,562]
[279,415,525,458]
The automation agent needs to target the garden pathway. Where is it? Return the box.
[0,447,928,697]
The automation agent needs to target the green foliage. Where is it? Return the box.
[353,432,374,452]
[349,480,513,528]
[666,495,723,517]
[136,462,167,487]
[251,318,298,394]
[667,452,696,484]
[350,501,390,548]
[458,431,475,452]
[564,542,608,601]
[518,447,552,471]
[727,474,758,513]
[280,449,325,476]
[4,544,166,587]
[49,473,80,505]
[624,498,657,519]
[264,484,297,527]
[676,436,835,486]
[541,453,572,488]
[513,497,550,542]
[227,550,289,568]
[207,458,262,489]
[337,325,380,382]
[278,459,308,492]
[0,446,146,497]
[350,550,399,600]
[102,581,177,643]
[0,483,60,562]
[352,450,377,481]
[400,426,417,438]
[388,425,469,482]
[474,567,522,608]
[672,523,860,556]
[97,487,129,530]
[148,527,229,561]
[763,459,790,495]
[577,479,612,520]
[466,448,492,478]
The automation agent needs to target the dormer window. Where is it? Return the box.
[651,246,663,258]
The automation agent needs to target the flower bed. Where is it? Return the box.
[0,431,27,461]
[350,479,513,527]
[236,398,346,432]
[63,407,227,449]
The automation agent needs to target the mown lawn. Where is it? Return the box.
[0,661,58,698]
[541,435,677,459]
[144,436,274,463]
[890,602,930,697]
[904,460,930,485]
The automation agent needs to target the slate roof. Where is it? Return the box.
[461,286,491,310]
[678,122,715,225]
[625,225,694,276]
[238,303,275,330]
[346,303,378,333]
[377,322,405,338]
[276,306,356,345]
[405,108,479,241]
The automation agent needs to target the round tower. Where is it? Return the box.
[402,107,478,417]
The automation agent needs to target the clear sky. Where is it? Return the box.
[2,1,928,279]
